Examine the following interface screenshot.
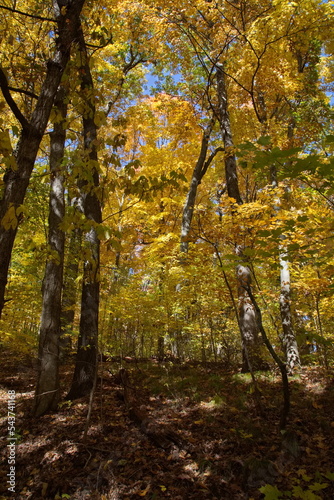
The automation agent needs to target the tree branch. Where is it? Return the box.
[8,86,38,99]
[200,145,224,181]
[0,67,31,131]
[0,4,55,22]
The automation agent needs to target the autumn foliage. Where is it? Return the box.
[0,0,334,497]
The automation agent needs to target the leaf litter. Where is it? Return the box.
[0,352,333,499]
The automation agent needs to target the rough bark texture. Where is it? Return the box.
[246,287,290,430]
[0,0,85,319]
[66,27,102,400]
[60,225,82,358]
[236,261,262,372]
[180,119,218,252]
[216,65,262,371]
[278,122,301,372]
[279,245,301,372]
[216,64,242,205]
[34,88,67,417]
[271,159,300,372]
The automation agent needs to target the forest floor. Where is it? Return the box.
[0,350,334,500]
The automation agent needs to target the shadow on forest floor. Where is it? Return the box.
[0,350,334,500]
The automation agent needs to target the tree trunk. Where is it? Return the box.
[236,261,262,372]
[67,26,102,400]
[157,335,165,361]
[60,223,82,359]
[0,0,85,319]
[180,119,216,252]
[271,158,300,372]
[216,64,262,371]
[34,88,67,417]
[216,64,242,205]
[279,244,301,372]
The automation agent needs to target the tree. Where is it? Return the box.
[34,87,67,416]
[0,0,86,319]
[66,26,102,400]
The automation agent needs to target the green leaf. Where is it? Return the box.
[309,482,329,491]
[259,484,284,499]
[243,247,255,256]
[323,472,334,481]
[324,135,334,144]
[257,135,271,146]
[11,125,19,137]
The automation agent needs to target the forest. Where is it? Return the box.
[0,0,334,498]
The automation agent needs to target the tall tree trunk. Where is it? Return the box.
[60,224,82,359]
[279,244,300,372]
[67,26,102,400]
[180,118,220,252]
[271,144,300,372]
[236,259,261,372]
[34,88,67,417]
[0,0,85,319]
[216,64,242,205]
[216,64,262,371]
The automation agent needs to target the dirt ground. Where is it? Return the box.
[1,349,334,499]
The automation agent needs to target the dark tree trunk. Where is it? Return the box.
[0,0,85,319]
[216,64,242,205]
[60,224,82,359]
[67,27,102,400]
[157,336,165,361]
[180,119,219,252]
[34,88,67,417]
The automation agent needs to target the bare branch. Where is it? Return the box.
[8,86,38,99]
[0,4,55,22]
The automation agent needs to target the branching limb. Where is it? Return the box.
[0,67,31,131]
[0,4,55,22]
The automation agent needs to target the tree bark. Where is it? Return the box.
[245,286,290,429]
[279,243,301,372]
[60,222,82,359]
[271,158,300,372]
[216,64,262,371]
[236,262,261,371]
[34,87,67,417]
[216,64,242,205]
[67,26,102,400]
[0,0,85,319]
[180,118,220,252]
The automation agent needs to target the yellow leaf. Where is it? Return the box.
[138,485,150,496]
[1,205,18,230]
[41,482,48,497]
